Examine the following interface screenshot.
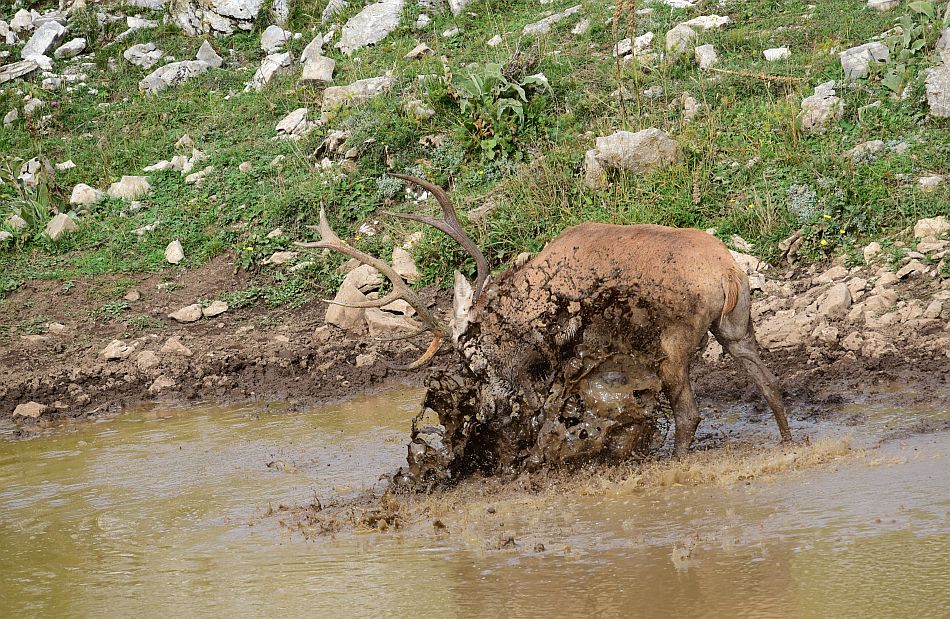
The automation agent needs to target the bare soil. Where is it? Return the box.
[1,254,948,429]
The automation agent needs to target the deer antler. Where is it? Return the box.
[295,206,446,370]
[384,173,490,300]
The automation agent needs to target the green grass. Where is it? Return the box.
[1,0,948,304]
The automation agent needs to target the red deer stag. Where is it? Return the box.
[299,175,792,481]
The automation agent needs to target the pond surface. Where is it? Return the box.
[1,388,948,617]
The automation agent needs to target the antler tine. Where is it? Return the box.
[294,206,446,336]
[388,173,490,299]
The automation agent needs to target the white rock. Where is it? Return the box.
[140,60,211,94]
[392,247,420,283]
[405,43,433,59]
[13,402,48,419]
[818,283,852,320]
[10,10,33,33]
[265,250,297,265]
[3,108,18,128]
[244,52,293,92]
[798,80,843,134]
[522,4,582,36]
[108,176,151,199]
[100,339,135,360]
[165,239,185,264]
[21,21,66,60]
[487,34,502,47]
[124,42,164,68]
[275,107,314,138]
[6,214,27,230]
[918,175,944,190]
[863,241,882,263]
[261,24,292,52]
[53,37,86,59]
[896,259,926,279]
[844,139,885,161]
[323,0,348,23]
[867,0,899,11]
[301,34,324,63]
[45,213,78,240]
[763,47,790,62]
[572,18,590,36]
[665,23,697,56]
[272,0,291,25]
[168,304,203,323]
[365,307,421,337]
[415,14,431,29]
[299,55,335,83]
[202,300,228,317]
[70,183,102,205]
[149,375,177,394]
[337,0,405,54]
[694,44,718,69]
[55,160,76,171]
[196,40,223,68]
[448,0,471,15]
[322,74,395,110]
[925,65,950,117]
[171,0,264,35]
[326,279,368,332]
[590,128,679,175]
[681,15,730,30]
[160,336,192,356]
[913,216,950,238]
[839,42,889,80]
[184,165,214,185]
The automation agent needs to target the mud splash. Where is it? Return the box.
[2,387,948,616]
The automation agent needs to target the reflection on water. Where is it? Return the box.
[1,388,948,617]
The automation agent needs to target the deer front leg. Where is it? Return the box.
[659,357,701,458]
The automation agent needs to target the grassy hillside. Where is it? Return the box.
[1,0,948,308]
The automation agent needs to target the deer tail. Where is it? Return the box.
[721,267,742,318]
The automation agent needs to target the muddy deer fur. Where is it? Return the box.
[301,175,792,482]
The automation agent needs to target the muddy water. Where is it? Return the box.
[1,389,948,618]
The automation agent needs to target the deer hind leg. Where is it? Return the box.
[658,342,702,458]
[712,304,792,443]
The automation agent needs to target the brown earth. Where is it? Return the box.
[1,252,948,430]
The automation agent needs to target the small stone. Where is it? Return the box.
[100,339,135,360]
[70,183,102,205]
[301,35,325,63]
[149,375,177,394]
[160,336,192,356]
[124,290,141,302]
[265,251,297,265]
[665,23,697,56]
[134,350,160,371]
[818,283,852,319]
[299,55,335,83]
[55,160,76,171]
[355,352,376,368]
[239,161,252,173]
[54,37,86,59]
[244,52,293,92]
[863,241,883,263]
[844,140,886,162]
[202,300,228,317]
[918,175,945,191]
[798,80,843,134]
[261,24,292,53]
[694,44,718,69]
[839,43,889,81]
[165,240,185,264]
[914,216,950,238]
[487,34,502,47]
[763,47,790,62]
[867,0,899,11]
[196,40,223,68]
[392,247,420,283]
[522,4,582,36]
[168,304,203,323]
[336,0,405,54]
[405,43,433,60]
[45,213,78,240]
[816,265,849,284]
[13,402,48,419]
[896,260,926,279]
[108,176,151,200]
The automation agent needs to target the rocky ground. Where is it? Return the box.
[3,213,948,430]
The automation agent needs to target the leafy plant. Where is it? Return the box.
[0,158,57,238]
[447,62,552,160]
[882,1,950,94]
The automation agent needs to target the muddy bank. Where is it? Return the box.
[1,251,949,428]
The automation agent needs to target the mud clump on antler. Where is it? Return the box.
[401,259,676,486]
